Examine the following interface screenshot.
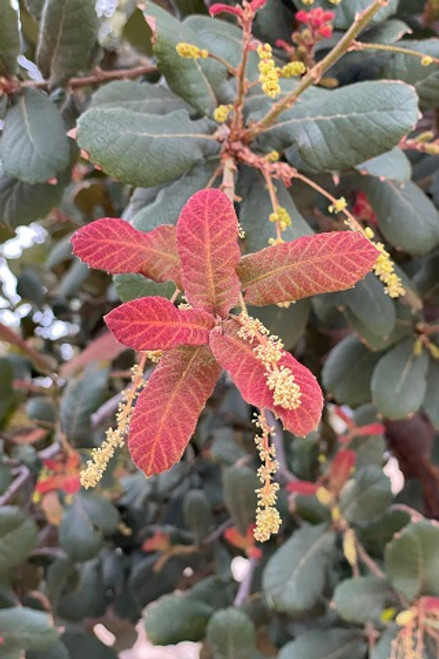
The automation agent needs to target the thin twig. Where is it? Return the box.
[0,466,32,506]
[21,64,157,91]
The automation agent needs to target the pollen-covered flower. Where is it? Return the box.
[280,61,306,78]
[328,197,347,214]
[213,104,233,123]
[176,42,208,59]
[257,43,281,98]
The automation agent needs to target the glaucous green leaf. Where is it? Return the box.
[360,178,439,256]
[144,594,212,644]
[206,608,256,659]
[77,108,219,188]
[333,576,394,624]
[279,628,366,659]
[0,0,20,75]
[322,334,382,407]
[249,299,311,349]
[36,0,98,87]
[339,466,393,524]
[356,147,411,183]
[344,298,413,352]
[385,521,439,601]
[0,89,70,184]
[356,508,410,558]
[59,364,108,445]
[223,465,259,535]
[27,641,70,659]
[371,337,429,419]
[0,506,37,573]
[113,274,176,303]
[263,524,335,614]
[183,490,213,542]
[90,80,191,115]
[423,358,439,429]
[58,559,107,621]
[260,81,418,171]
[0,607,59,652]
[341,274,396,339]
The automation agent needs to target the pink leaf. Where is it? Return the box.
[105,297,214,351]
[129,345,222,476]
[71,218,181,286]
[238,232,378,306]
[286,481,319,495]
[176,189,241,317]
[209,320,323,436]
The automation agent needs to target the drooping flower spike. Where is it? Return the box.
[72,189,378,477]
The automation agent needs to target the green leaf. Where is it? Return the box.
[113,274,176,302]
[0,89,70,184]
[278,629,366,659]
[0,506,37,573]
[356,508,410,558]
[0,358,17,426]
[223,465,259,535]
[128,555,184,609]
[23,0,45,21]
[90,80,191,115]
[423,358,439,429]
[59,492,119,562]
[370,627,399,659]
[381,39,439,110]
[333,576,394,624]
[142,4,227,114]
[0,0,20,75]
[322,334,382,407]
[339,466,393,524]
[183,490,213,542]
[344,298,413,353]
[77,108,219,188]
[59,364,108,446]
[360,178,439,256]
[249,299,311,350]
[62,631,117,659]
[293,0,399,30]
[144,594,212,644]
[36,0,98,87]
[206,608,256,659]
[371,337,429,419]
[262,524,335,614]
[27,641,70,659]
[58,559,108,621]
[237,166,312,253]
[356,147,412,184]
[260,81,418,171]
[341,274,396,339]
[0,607,59,652]
[385,521,439,601]
[0,163,67,228]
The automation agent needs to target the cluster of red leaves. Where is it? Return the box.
[34,452,81,497]
[223,525,262,560]
[287,448,356,499]
[296,8,335,40]
[72,189,377,478]
[209,0,267,19]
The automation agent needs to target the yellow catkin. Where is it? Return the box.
[253,413,281,542]
[213,104,232,123]
[328,197,348,213]
[280,61,306,78]
[343,528,357,567]
[269,206,292,231]
[421,55,434,66]
[257,43,281,98]
[176,42,208,59]
[80,364,146,488]
[396,609,417,627]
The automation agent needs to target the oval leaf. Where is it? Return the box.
[238,232,378,306]
[177,189,241,316]
[129,345,221,476]
[105,297,214,351]
[206,608,256,659]
[0,0,20,75]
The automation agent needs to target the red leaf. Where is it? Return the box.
[329,449,356,495]
[286,481,319,495]
[105,297,215,351]
[176,189,241,317]
[60,331,125,377]
[71,218,181,286]
[129,345,222,476]
[142,531,171,553]
[209,320,323,436]
[238,232,378,306]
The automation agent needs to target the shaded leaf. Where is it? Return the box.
[90,80,191,115]
[206,608,256,659]
[356,508,410,558]
[177,189,241,316]
[113,274,176,303]
[263,524,335,614]
[105,296,214,351]
[36,0,98,87]
[0,507,37,573]
[339,466,393,524]
[129,345,221,476]
[423,358,439,429]
[341,273,396,339]
[279,629,366,659]
[128,555,184,609]
[0,0,20,75]
[322,334,382,407]
[334,576,394,624]
[261,81,418,171]
[1,89,70,184]
[62,631,117,659]
[77,108,219,188]
[371,337,429,419]
[223,465,259,535]
[183,490,213,541]
[210,319,323,436]
[385,521,439,601]
[0,607,58,652]
[144,594,212,644]
[249,299,311,350]
[71,219,181,285]
[58,559,107,621]
[238,231,378,306]
[360,178,439,256]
